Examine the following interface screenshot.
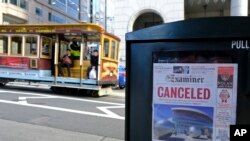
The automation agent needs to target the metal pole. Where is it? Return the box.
[78,0,81,20]
[105,0,107,30]
[90,0,93,23]
[54,34,59,85]
[203,4,207,17]
[80,36,84,86]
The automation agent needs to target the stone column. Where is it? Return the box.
[0,5,3,24]
[230,0,248,16]
[0,13,2,24]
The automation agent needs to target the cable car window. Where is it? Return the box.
[0,35,8,54]
[41,36,52,58]
[25,36,37,56]
[111,41,116,59]
[11,36,22,55]
[116,43,119,60]
[103,38,109,58]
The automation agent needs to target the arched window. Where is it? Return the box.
[133,12,163,31]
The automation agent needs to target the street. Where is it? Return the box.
[0,84,125,141]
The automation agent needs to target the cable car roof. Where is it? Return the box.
[0,23,120,41]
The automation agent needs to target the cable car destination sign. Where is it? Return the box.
[0,26,87,33]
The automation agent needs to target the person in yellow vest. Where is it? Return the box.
[70,38,80,59]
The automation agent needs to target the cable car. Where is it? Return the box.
[0,23,120,96]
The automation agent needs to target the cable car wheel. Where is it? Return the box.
[0,79,9,86]
[50,86,63,94]
[86,90,99,97]
[0,82,6,86]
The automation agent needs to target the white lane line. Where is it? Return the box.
[19,95,57,100]
[97,106,125,118]
[0,99,125,120]
[18,95,57,104]
[0,90,124,106]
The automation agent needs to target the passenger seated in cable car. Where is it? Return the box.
[58,49,73,77]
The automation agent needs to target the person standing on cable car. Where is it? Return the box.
[87,50,99,79]
[70,38,80,60]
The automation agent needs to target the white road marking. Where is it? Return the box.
[97,105,125,118]
[0,99,124,120]
[18,95,56,104]
[18,96,57,101]
[0,90,124,106]
[0,90,125,120]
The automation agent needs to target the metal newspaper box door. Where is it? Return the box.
[126,17,250,141]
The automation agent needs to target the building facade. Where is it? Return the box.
[114,0,248,66]
[0,0,106,26]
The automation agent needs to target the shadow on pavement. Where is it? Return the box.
[0,84,125,98]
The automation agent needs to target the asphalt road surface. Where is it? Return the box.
[0,84,125,141]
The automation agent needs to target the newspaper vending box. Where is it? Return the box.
[125,17,250,141]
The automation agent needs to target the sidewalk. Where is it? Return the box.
[0,119,123,141]
[110,88,125,97]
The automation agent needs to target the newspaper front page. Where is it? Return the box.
[152,63,238,141]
